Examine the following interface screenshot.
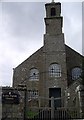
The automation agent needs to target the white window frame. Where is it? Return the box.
[29,68,39,81]
[28,90,39,99]
[49,63,61,77]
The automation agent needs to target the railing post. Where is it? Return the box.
[51,97,54,119]
[39,97,41,107]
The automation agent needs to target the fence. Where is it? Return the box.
[26,107,79,120]
[26,97,80,120]
[2,96,81,120]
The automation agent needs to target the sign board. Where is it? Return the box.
[2,91,20,104]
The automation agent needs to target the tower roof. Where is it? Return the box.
[45,2,61,6]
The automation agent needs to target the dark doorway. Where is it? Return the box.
[49,88,61,108]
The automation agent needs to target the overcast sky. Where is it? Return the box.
[0,1,83,86]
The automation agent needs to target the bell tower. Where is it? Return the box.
[45,2,63,35]
[44,2,65,52]
[43,2,67,103]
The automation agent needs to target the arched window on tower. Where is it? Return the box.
[51,8,56,16]
[29,68,39,81]
[49,63,61,77]
[72,67,82,80]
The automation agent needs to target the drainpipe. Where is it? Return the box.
[51,97,54,119]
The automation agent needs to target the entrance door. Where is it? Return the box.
[49,88,61,108]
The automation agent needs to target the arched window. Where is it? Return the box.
[51,8,56,16]
[49,63,61,77]
[72,67,82,80]
[29,68,39,81]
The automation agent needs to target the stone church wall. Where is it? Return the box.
[65,45,83,85]
[13,47,44,90]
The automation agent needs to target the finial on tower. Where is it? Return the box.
[52,0,54,2]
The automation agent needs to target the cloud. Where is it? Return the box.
[62,2,82,53]
[2,2,44,38]
[0,0,83,2]
[82,2,84,55]
[0,2,45,86]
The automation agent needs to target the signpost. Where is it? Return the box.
[2,91,20,104]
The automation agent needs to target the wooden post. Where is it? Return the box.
[51,97,54,119]
[39,97,41,108]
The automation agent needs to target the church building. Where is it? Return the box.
[13,1,83,116]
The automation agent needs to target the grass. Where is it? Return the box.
[27,110,38,118]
